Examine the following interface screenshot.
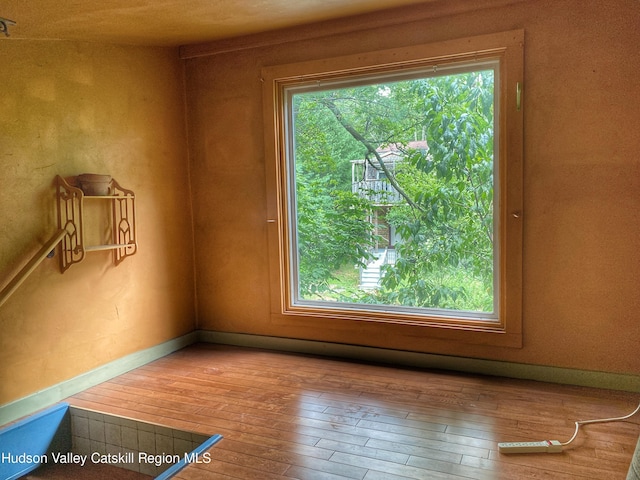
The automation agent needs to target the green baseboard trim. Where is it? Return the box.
[198,331,640,393]
[0,332,199,426]
[4,329,637,427]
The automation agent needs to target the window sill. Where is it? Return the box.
[270,308,523,349]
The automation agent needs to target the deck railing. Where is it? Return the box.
[352,179,403,205]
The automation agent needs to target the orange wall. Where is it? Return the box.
[186,0,640,375]
[1,0,638,408]
[0,41,195,404]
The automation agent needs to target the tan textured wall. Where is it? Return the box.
[0,41,195,404]
[187,0,640,374]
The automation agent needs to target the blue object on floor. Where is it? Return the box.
[0,403,70,480]
[155,433,224,480]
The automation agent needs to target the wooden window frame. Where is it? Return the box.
[263,30,524,348]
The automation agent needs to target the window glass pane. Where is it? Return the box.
[287,65,496,319]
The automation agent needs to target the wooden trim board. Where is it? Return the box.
[201,331,640,393]
[3,329,638,426]
[0,332,198,426]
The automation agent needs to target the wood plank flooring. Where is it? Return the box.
[66,344,640,479]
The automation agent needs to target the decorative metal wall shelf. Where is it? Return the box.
[55,175,137,272]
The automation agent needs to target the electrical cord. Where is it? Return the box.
[498,400,640,453]
[560,400,640,446]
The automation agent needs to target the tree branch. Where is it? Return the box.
[319,98,425,213]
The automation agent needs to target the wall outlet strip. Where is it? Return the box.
[498,440,563,454]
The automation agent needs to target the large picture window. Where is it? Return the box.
[287,63,497,319]
[263,30,523,344]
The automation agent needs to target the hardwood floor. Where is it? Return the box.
[66,344,639,479]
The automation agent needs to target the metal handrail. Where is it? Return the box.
[0,229,67,308]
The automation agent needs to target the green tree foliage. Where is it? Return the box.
[293,94,377,297]
[291,69,495,312]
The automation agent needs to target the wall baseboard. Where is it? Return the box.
[4,329,638,427]
[0,332,198,426]
[199,331,640,393]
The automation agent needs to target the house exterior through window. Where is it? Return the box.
[351,142,427,289]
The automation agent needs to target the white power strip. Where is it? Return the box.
[498,440,563,454]
[498,401,640,455]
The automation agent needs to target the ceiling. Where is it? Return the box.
[1,0,436,47]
